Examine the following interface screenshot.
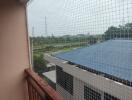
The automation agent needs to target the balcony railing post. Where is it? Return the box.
[27,77,35,100]
[25,68,63,100]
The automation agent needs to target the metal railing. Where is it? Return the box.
[25,68,63,100]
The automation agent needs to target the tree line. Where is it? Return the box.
[31,23,132,47]
[104,23,132,40]
[31,34,100,46]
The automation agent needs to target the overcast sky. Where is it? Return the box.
[27,0,132,36]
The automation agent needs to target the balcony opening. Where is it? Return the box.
[27,0,132,100]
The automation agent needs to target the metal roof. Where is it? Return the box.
[55,39,132,82]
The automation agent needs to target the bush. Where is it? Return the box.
[33,54,46,75]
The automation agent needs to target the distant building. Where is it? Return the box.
[45,39,132,100]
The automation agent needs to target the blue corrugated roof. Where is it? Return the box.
[55,39,132,82]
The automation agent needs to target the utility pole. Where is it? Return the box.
[45,16,48,36]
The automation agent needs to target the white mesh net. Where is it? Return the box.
[28,0,132,100]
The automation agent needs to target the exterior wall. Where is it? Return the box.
[56,84,73,100]
[0,1,30,100]
[45,54,132,100]
[56,71,104,100]
[73,77,85,100]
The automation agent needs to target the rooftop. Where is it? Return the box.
[54,39,132,83]
[43,70,56,83]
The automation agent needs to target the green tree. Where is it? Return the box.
[104,23,132,40]
[33,54,46,75]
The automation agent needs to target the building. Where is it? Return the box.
[45,39,132,100]
[0,0,63,100]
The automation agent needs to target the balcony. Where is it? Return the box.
[25,68,63,100]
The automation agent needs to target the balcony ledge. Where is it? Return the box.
[25,68,64,100]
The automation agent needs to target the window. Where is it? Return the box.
[104,93,120,100]
[56,66,73,95]
[84,86,101,100]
